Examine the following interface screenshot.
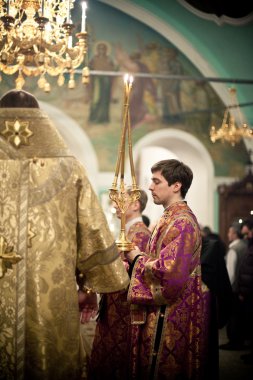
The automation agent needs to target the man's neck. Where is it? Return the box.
[164,196,183,209]
[126,212,141,224]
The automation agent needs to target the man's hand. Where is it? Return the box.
[78,290,98,324]
[124,246,141,263]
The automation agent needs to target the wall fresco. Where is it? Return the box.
[0,0,248,176]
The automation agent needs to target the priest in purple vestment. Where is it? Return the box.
[125,159,211,380]
[88,190,151,379]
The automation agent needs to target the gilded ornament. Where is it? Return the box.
[0,235,22,278]
[1,119,33,147]
[210,88,253,146]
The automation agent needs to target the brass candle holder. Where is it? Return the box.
[109,74,140,251]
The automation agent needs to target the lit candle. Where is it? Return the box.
[123,74,136,185]
[41,0,44,16]
[68,36,73,48]
[81,2,87,32]
[67,0,70,23]
[124,74,134,99]
[124,73,129,101]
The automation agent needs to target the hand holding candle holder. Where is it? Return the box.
[109,74,140,251]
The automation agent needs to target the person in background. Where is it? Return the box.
[241,218,253,242]
[88,189,151,379]
[88,41,116,124]
[0,90,129,380]
[200,234,233,379]
[219,223,247,350]
[238,218,253,364]
[142,213,150,228]
[124,159,211,379]
[201,225,227,257]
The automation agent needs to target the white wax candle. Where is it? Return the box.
[67,0,70,23]
[68,36,73,48]
[124,73,129,84]
[81,2,87,32]
[41,0,44,16]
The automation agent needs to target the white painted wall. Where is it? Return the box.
[40,101,99,191]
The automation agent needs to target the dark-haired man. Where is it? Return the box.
[124,159,211,379]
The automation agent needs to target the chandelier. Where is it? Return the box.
[0,0,89,92]
[210,87,253,146]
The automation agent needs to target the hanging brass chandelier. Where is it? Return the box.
[210,87,253,146]
[0,0,89,92]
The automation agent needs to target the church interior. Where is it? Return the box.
[1,0,253,379]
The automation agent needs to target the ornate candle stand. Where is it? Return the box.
[109,74,140,251]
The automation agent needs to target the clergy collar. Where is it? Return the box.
[164,200,186,212]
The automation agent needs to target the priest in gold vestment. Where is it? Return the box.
[0,90,129,380]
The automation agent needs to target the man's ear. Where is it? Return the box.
[132,200,140,212]
[173,181,182,193]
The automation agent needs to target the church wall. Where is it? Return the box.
[1,0,252,233]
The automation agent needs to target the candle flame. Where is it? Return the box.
[82,2,87,10]
[124,73,134,86]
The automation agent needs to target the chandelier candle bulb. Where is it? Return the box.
[41,0,44,16]
[68,36,73,49]
[67,0,71,23]
[81,2,87,32]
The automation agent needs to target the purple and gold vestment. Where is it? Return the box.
[128,201,211,379]
[88,221,151,380]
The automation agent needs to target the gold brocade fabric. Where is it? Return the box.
[0,108,70,158]
[0,108,129,379]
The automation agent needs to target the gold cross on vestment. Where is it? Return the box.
[0,235,22,278]
[1,119,33,148]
